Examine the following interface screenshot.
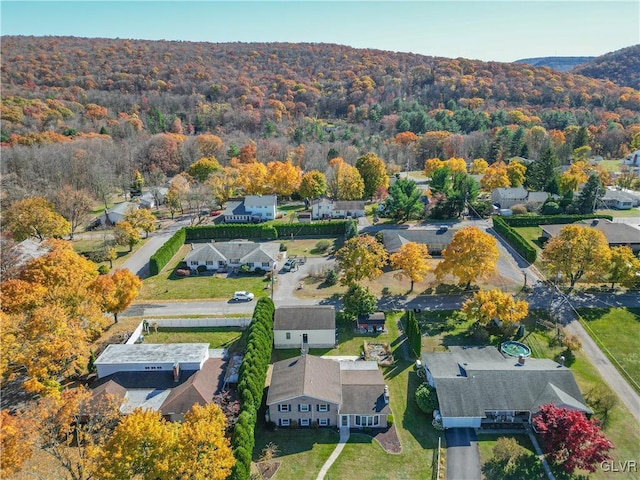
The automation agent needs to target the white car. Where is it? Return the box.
[233,291,255,302]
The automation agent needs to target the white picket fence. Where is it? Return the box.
[127,317,252,344]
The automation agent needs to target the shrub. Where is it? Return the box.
[315,239,332,253]
[325,269,338,286]
[510,204,528,215]
[175,268,190,277]
[240,264,251,273]
[279,242,287,252]
[386,414,394,426]
[344,220,358,239]
[197,264,207,273]
[97,264,109,275]
[290,420,299,429]
[149,227,186,276]
[415,384,439,413]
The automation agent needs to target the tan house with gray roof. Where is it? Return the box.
[266,355,390,430]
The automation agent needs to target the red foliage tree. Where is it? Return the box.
[532,404,613,474]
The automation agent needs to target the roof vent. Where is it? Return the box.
[384,385,389,404]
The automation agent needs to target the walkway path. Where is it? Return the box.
[525,425,556,480]
[316,428,350,480]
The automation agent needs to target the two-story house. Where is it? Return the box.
[311,198,365,220]
[224,195,277,223]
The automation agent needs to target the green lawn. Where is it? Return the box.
[139,245,270,301]
[142,327,245,352]
[278,238,343,257]
[512,226,544,251]
[577,308,640,395]
[73,236,149,270]
[477,433,544,480]
[595,208,640,218]
[596,159,623,173]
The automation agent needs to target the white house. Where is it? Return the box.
[99,202,138,226]
[491,187,549,209]
[622,150,640,167]
[139,187,168,209]
[273,306,336,349]
[224,195,277,223]
[311,198,365,220]
[183,240,280,272]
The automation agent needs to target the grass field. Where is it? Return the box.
[142,326,245,351]
[595,208,640,218]
[477,433,544,480]
[577,307,640,395]
[139,245,270,301]
[597,159,624,173]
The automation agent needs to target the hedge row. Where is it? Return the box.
[405,310,421,358]
[149,227,186,276]
[492,216,537,263]
[502,214,613,228]
[184,220,354,242]
[230,297,275,480]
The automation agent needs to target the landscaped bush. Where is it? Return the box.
[510,204,528,215]
[149,227,186,276]
[492,216,537,263]
[230,297,275,480]
[415,384,439,413]
[405,310,422,358]
[387,414,394,426]
[97,264,109,275]
[185,221,353,242]
[325,269,338,286]
[175,268,190,277]
[315,239,332,253]
[197,265,207,273]
[502,214,612,228]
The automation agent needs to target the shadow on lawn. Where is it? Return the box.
[399,370,440,450]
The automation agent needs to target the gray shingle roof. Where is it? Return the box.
[183,241,279,265]
[541,220,640,245]
[274,306,336,331]
[95,343,209,365]
[267,355,342,405]
[244,195,277,208]
[382,228,456,253]
[422,346,590,418]
[333,200,365,211]
[493,187,528,200]
[224,200,247,216]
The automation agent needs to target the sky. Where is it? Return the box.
[1,1,639,62]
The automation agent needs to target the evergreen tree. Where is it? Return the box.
[526,144,558,192]
[572,174,604,214]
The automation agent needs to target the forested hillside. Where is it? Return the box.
[514,56,594,73]
[572,44,640,90]
[1,36,639,207]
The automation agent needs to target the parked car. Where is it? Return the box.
[232,291,255,302]
[282,258,299,272]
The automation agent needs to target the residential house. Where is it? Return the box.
[541,219,640,253]
[357,312,386,333]
[381,227,457,256]
[183,240,280,273]
[602,188,640,210]
[622,150,640,167]
[422,346,590,429]
[311,198,365,220]
[491,187,549,209]
[139,187,168,209]
[266,354,390,429]
[273,306,336,349]
[99,201,138,226]
[224,195,277,223]
[92,343,226,421]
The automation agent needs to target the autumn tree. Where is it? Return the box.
[480,161,510,191]
[390,242,432,292]
[334,160,365,200]
[424,158,445,178]
[164,187,182,219]
[560,161,589,193]
[55,186,94,239]
[196,133,223,157]
[131,169,144,195]
[435,227,499,288]
[356,152,388,199]
[4,196,71,241]
[125,207,157,238]
[207,166,239,208]
[342,284,378,320]
[608,246,640,289]
[470,158,489,174]
[446,157,467,173]
[266,160,302,197]
[238,161,268,195]
[91,269,142,323]
[298,170,327,200]
[532,404,612,474]
[462,289,529,334]
[113,220,140,251]
[187,156,220,182]
[541,225,611,289]
[0,410,36,476]
[335,235,388,285]
[384,178,424,221]
[506,160,527,187]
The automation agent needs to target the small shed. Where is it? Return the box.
[357,312,386,333]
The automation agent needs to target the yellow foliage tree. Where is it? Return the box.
[608,246,640,289]
[0,409,36,476]
[470,158,489,174]
[355,153,388,199]
[113,221,140,251]
[480,161,510,191]
[91,269,142,323]
[435,227,499,288]
[238,161,268,195]
[207,167,239,208]
[335,235,388,285]
[541,225,611,289]
[446,157,467,173]
[506,160,527,187]
[125,208,157,238]
[195,133,223,157]
[424,158,445,178]
[4,196,71,241]
[462,289,529,333]
[298,170,327,200]
[390,242,432,292]
[336,161,365,200]
[187,156,220,183]
[266,160,302,197]
[560,161,589,193]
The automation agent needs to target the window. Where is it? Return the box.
[205,261,214,265]
[286,332,291,340]
[280,418,290,426]
[300,418,310,427]
[317,404,329,412]
[299,404,310,412]
[355,416,379,427]
[262,262,270,267]
[190,261,198,266]
[319,418,329,426]
[278,404,291,412]
[218,261,225,267]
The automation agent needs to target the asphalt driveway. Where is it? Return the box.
[445,428,481,480]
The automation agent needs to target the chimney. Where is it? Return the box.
[383,385,389,405]
[173,362,180,382]
[518,354,525,365]
[559,356,565,367]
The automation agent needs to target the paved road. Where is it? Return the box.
[445,428,481,480]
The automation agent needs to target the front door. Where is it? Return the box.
[302,334,308,344]
[341,415,349,428]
